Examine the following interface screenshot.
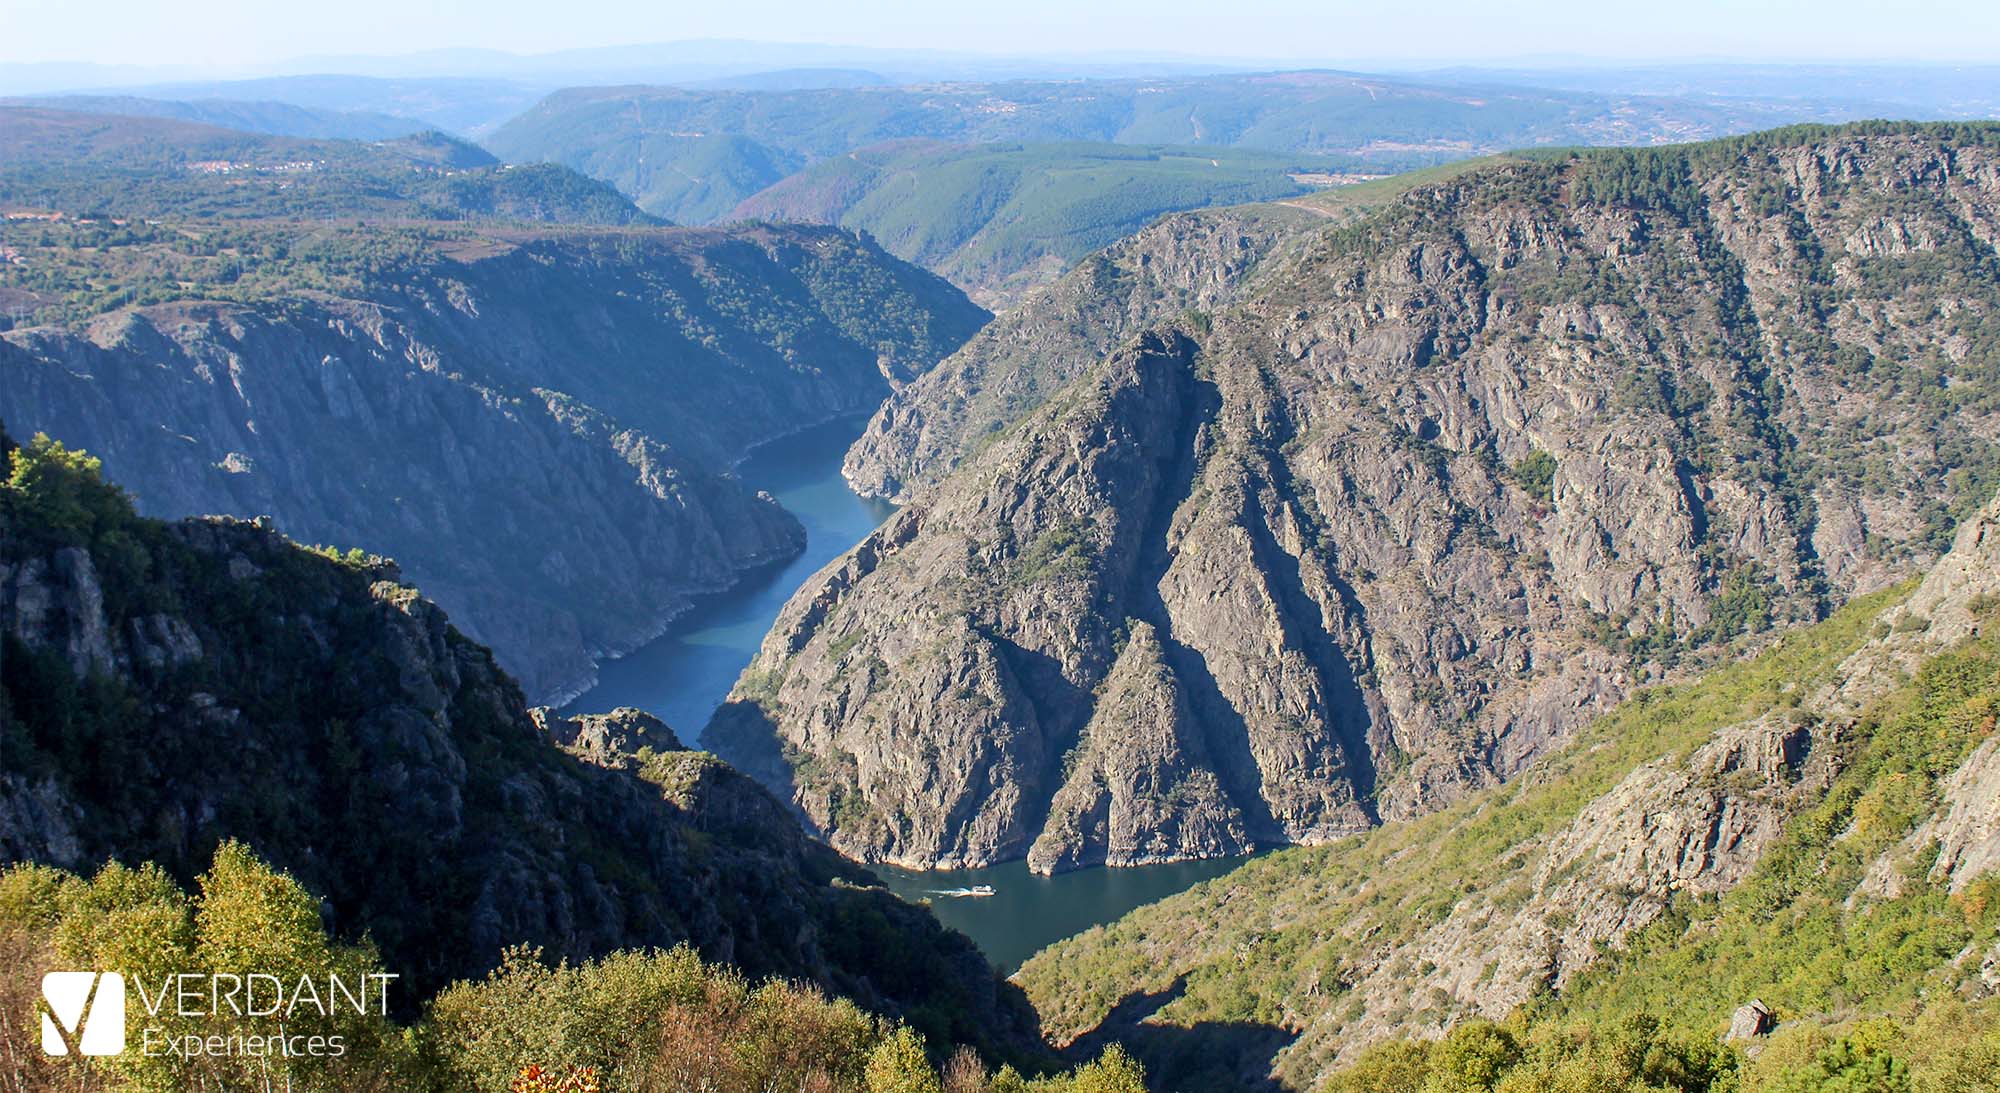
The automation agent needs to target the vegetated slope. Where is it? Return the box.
[7,842,1148,1093]
[0,431,1032,1058]
[731,140,1355,308]
[1011,491,2000,1092]
[708,123,2000,876]
[1,149,988,702]
[839,158,1519,502]
[0,105,657,225]
[10,94,429,140]
[483,71,1850,225]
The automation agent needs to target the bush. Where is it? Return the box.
[1511,450,1558,506]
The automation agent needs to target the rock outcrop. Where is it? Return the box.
[714,124,2000,872]
[1728,1002,1776,1041]
[2,224,987,702]
[1027,622,1254,873]
[842,203,1320,502]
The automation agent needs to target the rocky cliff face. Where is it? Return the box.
[1012,488,2000,1091]
[1,224,988,702]
[713,124,2000,872]
[842,203,1321,503]
[0,441,1027,1047]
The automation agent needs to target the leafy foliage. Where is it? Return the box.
[0,844,414,1092]
[2,845,1148,1093]
[1510,450,1558,505]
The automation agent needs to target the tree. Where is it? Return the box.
[866,1026,943,1093]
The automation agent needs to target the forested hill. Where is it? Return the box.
[0,105,657,225]
[483,70,1864,225]
[730,140,1348,309]
[0,428,1024,1020]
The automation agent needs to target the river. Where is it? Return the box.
[566,413,1254,974]
[875,855,1255,973]
[564,415,895,737]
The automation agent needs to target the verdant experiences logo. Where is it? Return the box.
[41,972,125,1056]
[38,970,394,1059]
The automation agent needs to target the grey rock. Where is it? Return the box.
[531,706,686,770]
[1,225,986,703]
[1728,1001,1775,1041]
[719,129,2000,874]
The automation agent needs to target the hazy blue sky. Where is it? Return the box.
[2,0,1995,68]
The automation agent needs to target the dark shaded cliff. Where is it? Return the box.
[0,432,1030,1053]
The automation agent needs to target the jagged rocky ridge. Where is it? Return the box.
[711,123,2000,872]
[1,223,988,702]
[0,435,1029,1052]
[1012,488,2000,1091]
[842,201,1323,502]
[839,161,1506,501]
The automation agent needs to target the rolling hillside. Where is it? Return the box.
[9,93,429,140]
[0,105,656,225]
[733,140,1353,307]
[484,70,1852,225]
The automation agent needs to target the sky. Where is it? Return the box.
[0,0,1996,70]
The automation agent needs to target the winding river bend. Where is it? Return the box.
[566,416,894,734]
[567,414,1253,972]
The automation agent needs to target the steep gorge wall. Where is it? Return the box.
[711,125,2000,872]
[1,225,988,701]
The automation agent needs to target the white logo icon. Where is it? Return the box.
[40,972,125,1056]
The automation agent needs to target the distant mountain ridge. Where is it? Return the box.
[731,140,1350,308]
[0,105,660,226]
[9,93,429,140]
[483,69,1871,226]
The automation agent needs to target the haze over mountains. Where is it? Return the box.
[11,46,1998,310]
